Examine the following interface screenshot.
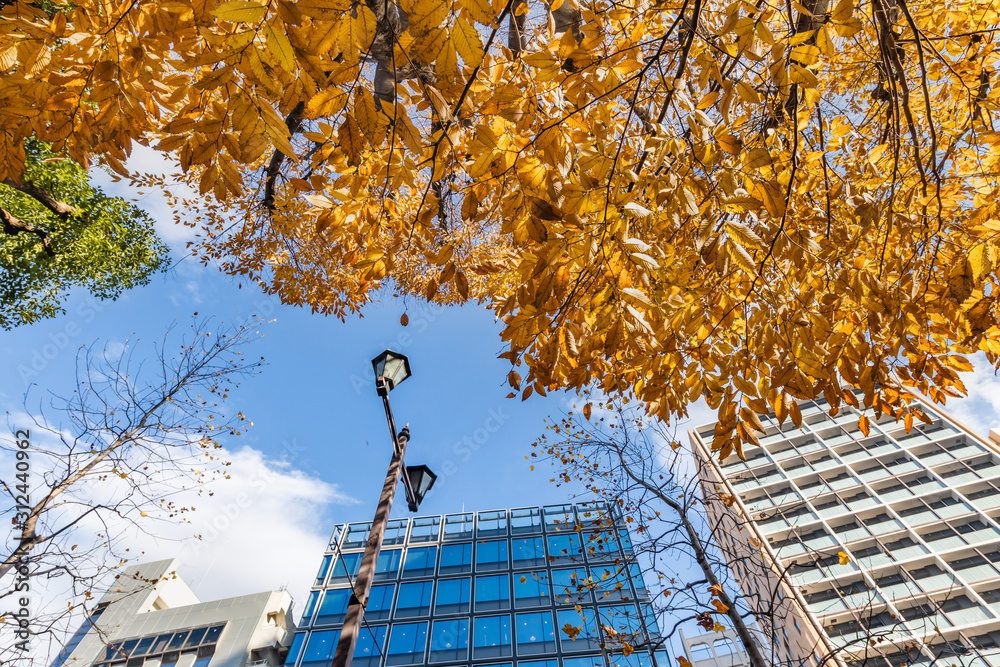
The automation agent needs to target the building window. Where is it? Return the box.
[608,651,652,667]
[475,574,511,611]
[514,571,550,608]
[410,517,440,543]
[344,523,370,549]
[374,549,402,580]
[563,656,605,667]
[440,543,473,574]
[301,630,340,667]
[402,546,437,578]
[592,565,630,602]
[315,556,333,585]
[386,622,428,665]
[547,534,583,562]
[285,633,306,667]
[713,638,736,655]
[330,553,361,584]
[511,508,542,534]
[315,588,350,626]
[543,504,576,531]
[582,531,619,561]
[366,584,396,620]
[512,537,547,568]
[444,513,474,540]
[551,569,591,605]
[429,618,470,662]
[150,634,173,655]
[598,605,643,644]
[383,519,408,546]
[132,637,155,657]
[396,581,434,618]
[477,539,509,571]
[618,529,634,555]
[515,611,557,655]
[191,645,214,667]
[353,626,386,667]
[478,510,508,537]
[473,615,512,658]
[689,643,712,661]
[301,591,320,625]
[556,607,599,651]
[435,577,472,615]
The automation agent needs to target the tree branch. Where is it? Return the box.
[261,101,305,211]
[0,204,55,256]
[3,177,80,221]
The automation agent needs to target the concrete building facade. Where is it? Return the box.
[691,396,1000,667]
[678,626,751,667]
[51,558,295,667]
[285,503,669,667]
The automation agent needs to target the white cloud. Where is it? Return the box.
[89,146,201,250]
[942,352,1000,439]
[2,419,356,665]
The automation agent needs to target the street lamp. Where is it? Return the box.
[372,349,411,396]
[405,465,438,512]
[330,351,436,667]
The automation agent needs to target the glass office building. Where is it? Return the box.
[284,504,668,667]
[691,395,1000,667]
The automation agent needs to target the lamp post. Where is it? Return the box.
[330,350,437,667]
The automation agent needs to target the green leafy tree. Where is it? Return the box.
[0,140,169,329]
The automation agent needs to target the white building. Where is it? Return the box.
[678,626,753,667]
[51,558,295,667]
[692,393,1000,666]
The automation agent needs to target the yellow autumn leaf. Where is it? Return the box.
[210,0,267,22]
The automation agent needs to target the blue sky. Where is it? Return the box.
[4,150,1000,659]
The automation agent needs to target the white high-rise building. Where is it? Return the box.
[691,395,1000,667]
[51,558,295,667]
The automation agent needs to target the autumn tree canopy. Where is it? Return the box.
[2,0,999,453]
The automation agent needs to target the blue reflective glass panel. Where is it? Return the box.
[436,577,471,615]
[316,556,333,584]
[512,537,546,567]
[557,608,599,651]
[330,553,361,583]
[366,584,395,620]
[302,591,320,624]
[440,543,472,574]
[515,611,556,655]
[473,615,512,659]
[386,622,428,666]
[354,626,387,667]
[547,534,583,562]
[375,549,402,580]
[402,547,437,578]
[315,589,350,626]
[514,571,550,608]
[429,618,470,662]
[551,568,591,605]
[476,540,509,571]
[301,630,340,667]
[396,581,433,618]
[475,574,510,611]
[285,633,306,667]
[564,656,606,667]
